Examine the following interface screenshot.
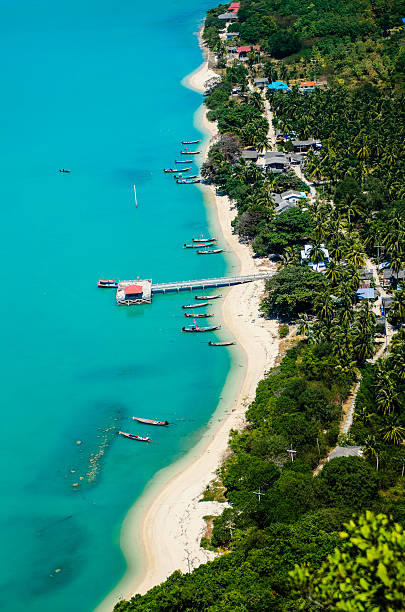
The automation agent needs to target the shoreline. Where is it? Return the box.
[96,40,279,612]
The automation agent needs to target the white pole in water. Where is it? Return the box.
[133,184,138,208]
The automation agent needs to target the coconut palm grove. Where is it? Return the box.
[116,0,405,609]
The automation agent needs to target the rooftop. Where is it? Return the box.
[356,288,376,300]
[125,284,143,296]
[268,81,289,90]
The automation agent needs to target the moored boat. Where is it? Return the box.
[195,294,222,300]
[182,140,201,144]
[132,417,169,426]
[182,323,221,332]
[192,237,217,243]
[197,248,225,254]
[163,167,191,173]
[59,168,71,173]
[118,431,150,442]
[175,159,193,163]
[180,151,200,155]
[184,312,214,318]
[98,278,118,288]
[177,179,200,184]
[209,341,236,346]
[183,241,215,248]
[182,302,210,309]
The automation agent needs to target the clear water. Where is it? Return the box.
[0,2,235,610]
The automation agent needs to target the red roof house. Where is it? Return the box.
[229,2,240,11]
[238,45,261,57]
[124,284,143,296]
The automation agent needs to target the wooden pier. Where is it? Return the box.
[114,274,272,305]
[151,273,272,294]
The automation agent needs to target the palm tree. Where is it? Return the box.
[325,261,342,285]
[346,246,366,269]
[280,246,299,266]
[314,292,335,325]
[249,91,264,112]
[363,435,380,471]
[297,313,311,337]
[388,291,405,325]
[380,420,405,445]
[308,243,326,265]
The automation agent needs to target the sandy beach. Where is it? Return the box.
[96,50,279,612]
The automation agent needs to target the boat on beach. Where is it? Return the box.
[195,294,222,300]
[197,248,225,254]
[182,302,210,309]
[182,323,221,332]
[132,417,169,426]
[183,241,215,248]
[97,278,119,288]
[164,167,191,173]
[192,237,217,243]
[184,312,214,318]
[182,140,200,144]
[118,431,150,442]
[209,341,235,346]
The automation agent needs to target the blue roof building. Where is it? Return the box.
[267,81,290,91]
[356,288,376,300]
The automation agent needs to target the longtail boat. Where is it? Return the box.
[132,417,169,426]
[175,159,193,163]
[182,321,221,332]
[184,312,214,318]
[197,248,225,254]
[195,294,222,300]
[118,431,150,442]
[182,140,201,144]
[192,237,217,243]
[183,241,215,248]
[98,278,118,288]
[177,179,201,184]
[180,151,200,155]
[59,168,71,173]
[182,302,210,309]
[163,167,191,173]
[209,341,235,346]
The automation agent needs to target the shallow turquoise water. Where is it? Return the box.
[0,2,235,610]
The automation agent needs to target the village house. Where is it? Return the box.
[267,81,290,92]
[356,287,377,301]
[264,151,290,173]
[254,77,269,89]
[280,190,307,204]
[299,80,317,93]
[300,243,330,272]
[226,32,239,39]
[382,268,405,289]
[241,149,259,162]
[218,12,238,22]
[292,139,322,153]
[237,45,260,58]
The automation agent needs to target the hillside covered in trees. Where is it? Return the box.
[116,0,404,609]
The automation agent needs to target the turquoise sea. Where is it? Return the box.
[0,2,237,611]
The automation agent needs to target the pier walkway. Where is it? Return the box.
[151,273,272,294]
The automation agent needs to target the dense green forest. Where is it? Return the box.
[116,0,404,609]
